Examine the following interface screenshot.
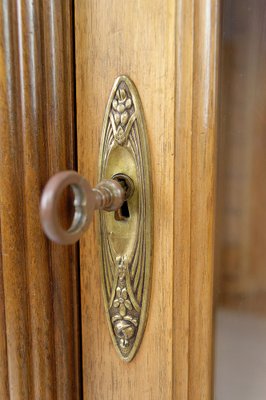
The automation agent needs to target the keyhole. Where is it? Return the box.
[112,174,134,221]
[115,200,130,220]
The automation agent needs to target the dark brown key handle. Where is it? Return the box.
[40,171,125,245]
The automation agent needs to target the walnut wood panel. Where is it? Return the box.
[75,0,219,399]
[0,1,80,399]
[75,1,175,399]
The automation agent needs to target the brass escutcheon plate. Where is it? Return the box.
[98,76,153,362]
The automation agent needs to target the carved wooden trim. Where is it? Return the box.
[0,1,81,398]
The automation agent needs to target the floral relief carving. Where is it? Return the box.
[113,286,133,317]
[111,255,138,350]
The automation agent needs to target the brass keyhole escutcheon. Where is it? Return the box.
[98,76,152,362]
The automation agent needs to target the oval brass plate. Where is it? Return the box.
[98,76,152,362]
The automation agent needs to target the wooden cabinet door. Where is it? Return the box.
[75,1,219,399]
[0,1,219,399]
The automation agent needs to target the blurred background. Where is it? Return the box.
[214,0,266,399]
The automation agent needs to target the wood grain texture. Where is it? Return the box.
[189,1,220,399]
[173,0,194,398]
[75,0,219,399]
[0,223,9,399]
[175,1,220,399]
[0,1,81,399]
[75,1,175,399]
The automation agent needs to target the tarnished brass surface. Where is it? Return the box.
[99,76,152,361]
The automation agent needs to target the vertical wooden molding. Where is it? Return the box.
[189,1,220,399]
[173,0,194,398]
[174,1,220,398]
[0,1,80,399]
